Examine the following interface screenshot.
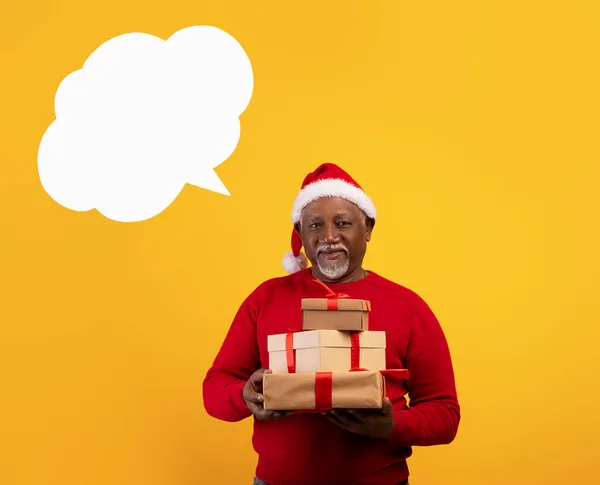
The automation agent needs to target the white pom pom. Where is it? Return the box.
[282,251,308,273]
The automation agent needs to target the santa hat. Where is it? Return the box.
[282,163,377,273]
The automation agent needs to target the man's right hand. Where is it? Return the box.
[243,368,291,421]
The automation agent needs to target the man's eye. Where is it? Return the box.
[337,221,350,226]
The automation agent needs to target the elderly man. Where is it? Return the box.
[203,163,460,485]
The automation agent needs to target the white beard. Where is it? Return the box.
[318,258,349,280]
[316,243,350,280]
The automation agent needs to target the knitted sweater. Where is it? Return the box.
[202,269,460,485]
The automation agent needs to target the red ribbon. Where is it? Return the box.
[297,369,409,413]
[284,328,305,374]
[311,278,350,309]
[350,331,361,370]
[380,369,410,380]
[312,370,409,411]
[285,332,296,373]
[310,278,372,312]
[314,372,333,410]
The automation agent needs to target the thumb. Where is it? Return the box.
[250,368,271,385]
[381,397,393,415]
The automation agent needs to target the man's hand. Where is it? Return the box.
[243,368,291,421]
[323,397,394,438]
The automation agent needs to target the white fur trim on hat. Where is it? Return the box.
[291,178,376,224]
[282,251,308,273]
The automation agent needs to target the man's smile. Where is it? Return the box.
[319,249,347,260]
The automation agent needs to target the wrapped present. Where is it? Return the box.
[302,298,370,331]
[301,277,371,331]
[262,369,409,411]
[268,329,386,374]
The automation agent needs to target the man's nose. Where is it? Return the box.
[322,223,340,243]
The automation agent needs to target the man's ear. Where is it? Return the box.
[294,222,301,235]
[365,218,375,242]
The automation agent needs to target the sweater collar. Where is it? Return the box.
[301,267,376,293]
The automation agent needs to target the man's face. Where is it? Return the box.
[297,196,374,281]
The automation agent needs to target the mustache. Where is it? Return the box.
[317,243,349,255]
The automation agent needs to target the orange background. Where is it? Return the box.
[1,1,599,484]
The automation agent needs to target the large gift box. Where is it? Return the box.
[262,369,409,411]
[268,329,386,373]
[263,370,385,411]
[302,298,370,331]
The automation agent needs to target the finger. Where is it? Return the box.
[381,397,393,416]
[271,410,292,419]
[255,409,290,421]
[244,391,265,405]
[347,400,392,418]
[249,369,270,386]
[324,411,359,431]
[245,400,262,415]
[347,408,380,422]
[323,411,349,429]
[332,409,363,426]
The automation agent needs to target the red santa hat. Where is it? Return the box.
[282,162,377,273]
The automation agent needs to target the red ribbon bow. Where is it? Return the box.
[311,278,350,310]
[311,278,350,299]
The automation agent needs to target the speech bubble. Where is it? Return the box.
[37,25,253,223]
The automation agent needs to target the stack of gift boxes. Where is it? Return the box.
[262,292,408,412]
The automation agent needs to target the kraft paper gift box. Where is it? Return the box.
[268,329,386,374]
[262,370,384,411]
[262,369,409,411]
[301,298,371,331]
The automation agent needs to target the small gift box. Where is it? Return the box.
[301,277,371,331]
[268,329,386,374]
[302,298,371,331]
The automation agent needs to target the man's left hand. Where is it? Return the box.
[323,397,394,438]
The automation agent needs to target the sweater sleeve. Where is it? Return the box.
[202,286,263,422]
[386,294,461,446]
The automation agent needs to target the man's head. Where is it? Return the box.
[296,196,374,281]
[282,163,377,281]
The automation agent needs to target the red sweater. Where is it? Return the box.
[203,269,460,485]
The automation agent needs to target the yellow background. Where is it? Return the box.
[1,1,599,484]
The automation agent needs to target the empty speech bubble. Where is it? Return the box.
[38,25,254,223]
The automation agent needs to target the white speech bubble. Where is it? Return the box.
[37,26,253,222]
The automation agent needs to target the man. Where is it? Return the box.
[203,163,460,485]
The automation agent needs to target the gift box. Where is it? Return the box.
[302,298,370,331]
[262,369,386,411]
[268,329,386,374]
